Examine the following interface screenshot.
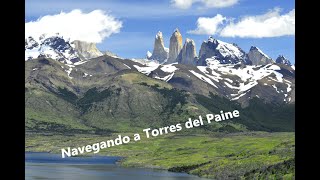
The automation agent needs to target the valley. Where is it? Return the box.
[25,32,295,179]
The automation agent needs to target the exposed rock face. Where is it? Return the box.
[72,40,103,60]
[276,55,291,66]
[248,46,274,65]
[197,37,249,66]
[167,29,183,64]
[149,31,168,63]
[177,38,197,65]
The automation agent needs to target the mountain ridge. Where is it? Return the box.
[146,29,292,66]
[25,56,294,134]
[25,31,295,134]
[25,33,295,107]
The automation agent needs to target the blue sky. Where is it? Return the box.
[26,0,295,63]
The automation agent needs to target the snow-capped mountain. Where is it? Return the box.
[276,55,291,66]
[25,31,295,106]
[25,34,103,64]
[197,37,250,65]
[25,34,80,64]
[132,57,295,106]
[147,31,251,66]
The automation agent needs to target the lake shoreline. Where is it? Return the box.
[26,132,295,179]
[26,151,193,173]
[26,152,209,180]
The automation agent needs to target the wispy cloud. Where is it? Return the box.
[171,0,238,9]
[188,8,295,38]
[25,9,122,43]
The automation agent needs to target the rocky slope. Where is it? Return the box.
[26,55,294,134]
[133,58,295,107]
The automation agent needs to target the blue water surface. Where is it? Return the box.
[25,152,209,180]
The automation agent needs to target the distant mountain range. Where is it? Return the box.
[25,30,295,134]
[146,29,293,67]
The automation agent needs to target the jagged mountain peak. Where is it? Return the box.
[177,38,197,65]
[249,46,270,58]
[276,55,291,66]
[185,38,194,44]
[171,28,182,37]
[248,46,274,65]
[156,31,163,39]
[206,36,218,44]
[198,37,249,65]
[249,46,259,51]
[168,28,183,64]
[149,31,168,63]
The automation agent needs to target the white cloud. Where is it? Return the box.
[171,0,194,9]
[25,9,122,43]
[188,14,226,35]
[202,0,239,8]
[220,8,295,38]
[171,0,238,9]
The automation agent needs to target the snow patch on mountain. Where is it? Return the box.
[224,82,239,89]
[123,63,131,69]
[231,91,249,100]
[239,81,258,93]
[286,83,292,92]
[189,70,218,88]
[160,63,179,73]
[189,58,290,99]
[217,40,244,58]
[65,67,73,79]
[154,73,175,82]
[205,59,283,83]
[272,84,280,93]
[74,60,88,65]
[133,61,160,76]
[146,51,152,59]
